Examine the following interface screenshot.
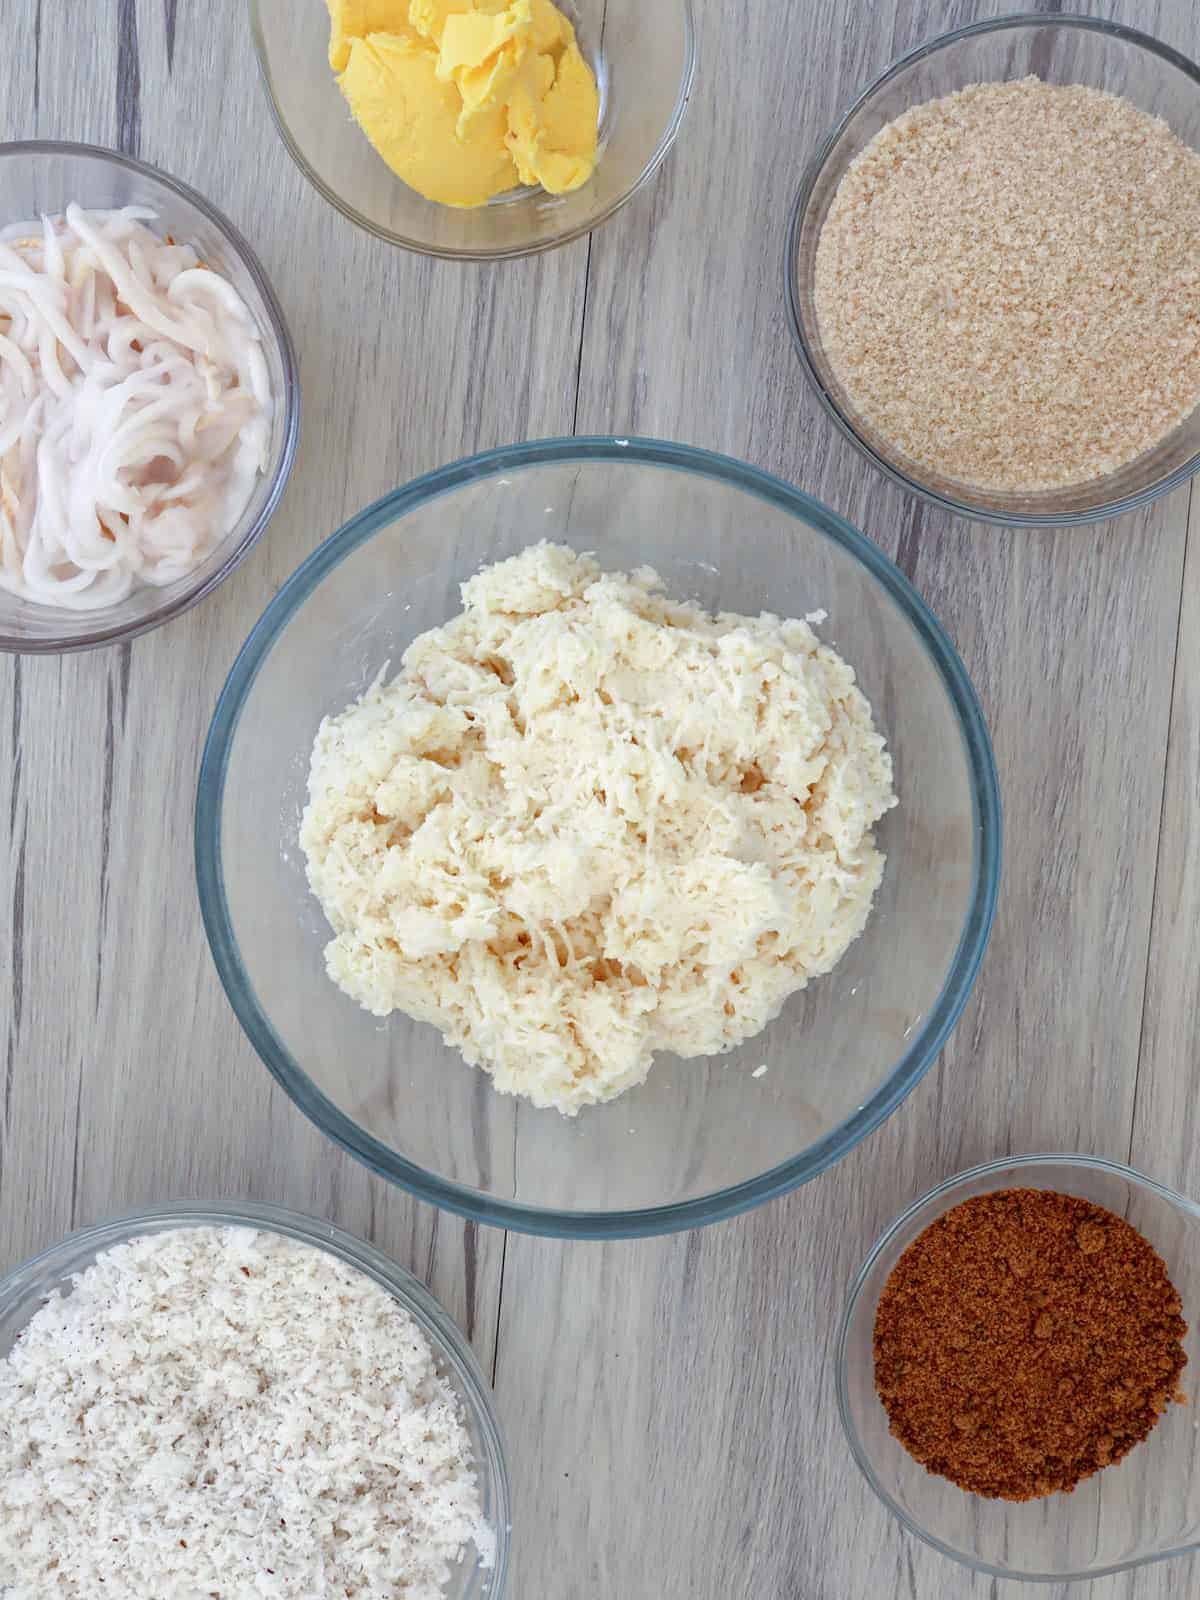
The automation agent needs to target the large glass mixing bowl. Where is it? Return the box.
[195,439,1000,1237]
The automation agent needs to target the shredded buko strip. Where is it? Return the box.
[0,1226,492,1599]
[301,542,897,1115]
[814,78,1200,492]
[0,204,272,609]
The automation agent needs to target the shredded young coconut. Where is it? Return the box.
[0,1227,490,1599]
[301,542,896,1115]
[0,204,272,610]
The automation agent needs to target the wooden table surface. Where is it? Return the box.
[3,2,1199,1596]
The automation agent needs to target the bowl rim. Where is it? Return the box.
[194,434,1002,1239]
[835,1151,1200,1582]
[0,139,301,656]
[246,0,697,262]
[0,1198,511,1597]
[784,12,1200,529]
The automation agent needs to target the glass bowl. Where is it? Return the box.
[249,0,695,261]
[0,1200,509,1598]
[0,142,300,654]
[195,437,1001,1238]
[838,1154,1200,1583]
[786,16,1200,527]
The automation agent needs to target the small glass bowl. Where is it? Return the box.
[0,1201,509,1598]
[786,16,1200,527]
[249,0,695,261]
[0,142,300,654]
[837,1154,1200,1583]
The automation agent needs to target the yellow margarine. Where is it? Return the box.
[327,1,405,72]
[327,0,599,209]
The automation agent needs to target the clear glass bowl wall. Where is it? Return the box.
[0,143,299,652]
[838,1155,1200,1583]
[250,0,695,259]
[196,440,1000,1237]
[787,16,1200,525]
[0,1202,510,1598]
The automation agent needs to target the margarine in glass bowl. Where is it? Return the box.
[249,0,695,259]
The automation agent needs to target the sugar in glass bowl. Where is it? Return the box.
[0,142,300,654]
[786,16,1200,526]
[0,1201,510,1599]
[249,0,695,260]
[838,1154,1200,1583]
[195,438,1000,1238]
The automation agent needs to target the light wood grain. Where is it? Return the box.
[0,0,592,1373]
[499,0,1200,1594]
[2,0,1200,1597]
[1132,480,1200,1201]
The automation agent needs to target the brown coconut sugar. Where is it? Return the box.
[814,78,1200,492]
[873,1188,1188,1501]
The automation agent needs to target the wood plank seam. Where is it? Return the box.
[1127,475,1195,1169]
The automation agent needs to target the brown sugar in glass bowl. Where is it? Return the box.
[837,1155,1200,1583]
[786,16,1200,526]
[873,1188,1187,1501]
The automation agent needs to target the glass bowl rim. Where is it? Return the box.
[194,434,1002,1239]
[0,1197,511,1597]
[246,0,698,262]
[783,12,1200,529]
[835,1150,1200,1583]
[0,139,301,656]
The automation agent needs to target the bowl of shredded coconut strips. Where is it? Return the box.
[787,16,1200,525]
[0,142,299,652]
[197,439,999,1237]
[0,1202,508,1598]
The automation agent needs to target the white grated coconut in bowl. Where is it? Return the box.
[0,1226,491,1599]
[301,541,897,1116]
